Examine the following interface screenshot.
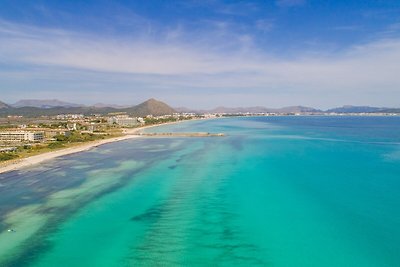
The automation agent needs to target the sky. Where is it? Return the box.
[0,0,399,109]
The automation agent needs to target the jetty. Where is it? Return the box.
[136,132,225,137]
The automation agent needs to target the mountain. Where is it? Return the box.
[381,108,400,113]
[179,105,321,114]
[0,98,175,117]
[275,106,321,113]
[12,99,83,108]
[0,99,398,118]
[326,105,386,113]
[125,98,176,116]
[0,106,118,117]
[208,106,268,113]
[92,103,130,109]
[0,100,10,109]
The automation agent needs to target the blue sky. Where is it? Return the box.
[0,0,399,108]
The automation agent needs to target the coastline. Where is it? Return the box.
[0,134,140,175]
[0,118,211,176]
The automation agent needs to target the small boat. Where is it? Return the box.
[7,229,16,232]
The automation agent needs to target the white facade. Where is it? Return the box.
[107,116,139,127]
[0,131,44,142]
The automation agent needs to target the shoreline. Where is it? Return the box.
[0,119,196,176]
[0,134,141,175]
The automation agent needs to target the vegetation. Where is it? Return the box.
[0,153,19,162]
[47,142,65,149]
[54,131,105,143]
[144,117,178,125]
[38,122,68,129]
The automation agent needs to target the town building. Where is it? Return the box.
[0,131,44,142]
[56,114,84,120]
[107,116,139,127]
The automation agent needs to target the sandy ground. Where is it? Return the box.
[0,134,141,175]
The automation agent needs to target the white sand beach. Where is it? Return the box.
[0,134,142,175]
[0,119,207,175]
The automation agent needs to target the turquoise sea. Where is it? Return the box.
[1,116,400,266]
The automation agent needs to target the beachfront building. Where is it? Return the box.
[107,116,139,127]
[0,131,44,143]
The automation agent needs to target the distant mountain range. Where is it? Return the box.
[0,98,177,117]
[0,99,398,117]
[0,100,10,109]
[325,105,387,113]
[174,106,320,114]
[177,105,399,114]
[12,99,83,108]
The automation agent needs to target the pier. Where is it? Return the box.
[136,132,225,137]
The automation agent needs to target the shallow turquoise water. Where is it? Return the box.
[1,116,400,266]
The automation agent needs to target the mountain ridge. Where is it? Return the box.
[0,99,399,117]
[124,98,176,116]
[0,98,176,117]
[12,99,83,108]
[325,105,387,113]
[0,100,10,109]
[176,105,321,114]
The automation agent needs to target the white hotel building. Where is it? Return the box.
[107,116,139,127]
[0,131,44,142]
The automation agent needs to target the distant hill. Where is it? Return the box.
[0,100,10,109]
[0,98,175,117]
[380,108,400,113]
[92,103,130,109]
[179,105,321,114]
[12,99,83,108]
[326,105,386,113]
[0,99,398,117]
[0,106,118,117]
[275,106,321,113]
[125,98,176,116]
[209,106,269,113]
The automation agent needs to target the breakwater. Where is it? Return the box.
[136,132,225,137]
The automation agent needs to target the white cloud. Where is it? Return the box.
[0,20,400,108]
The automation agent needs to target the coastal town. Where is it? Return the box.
[1,1,400,265]
[0,98,399,165]
[0,112,209,164]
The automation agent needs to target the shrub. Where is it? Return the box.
[0,153,19,162]
[47,142,65,149]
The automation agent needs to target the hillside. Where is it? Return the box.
[0,98,176,117]
[12,99,83,108]
[180,105,321,114]
[275,106,321,113]
[125,98,176,116]
[0,100,10,109]
[0,99,398,117]
[326,105,386,113]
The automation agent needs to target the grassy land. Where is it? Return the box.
[0,153,19,162]
[0,130,123,163]
[0,118,198,164]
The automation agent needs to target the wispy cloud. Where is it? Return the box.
[0,19,399,108]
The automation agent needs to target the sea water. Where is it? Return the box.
[0,116,399,266]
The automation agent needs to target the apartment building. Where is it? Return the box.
[0,131,44,142]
